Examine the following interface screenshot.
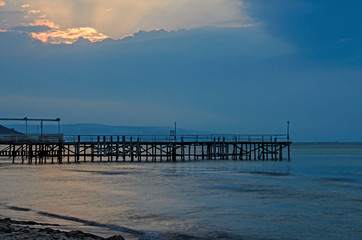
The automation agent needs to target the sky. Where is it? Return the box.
[0,0,361,142]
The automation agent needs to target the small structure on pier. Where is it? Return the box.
[0,117,62,144]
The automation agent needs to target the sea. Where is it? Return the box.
[0,143,361,240]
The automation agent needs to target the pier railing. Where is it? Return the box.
[0,134,289,144]
[0,134,63,143]
[62,134,289,143]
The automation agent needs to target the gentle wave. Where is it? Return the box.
[7,205,163,240]
[66,169,130,175]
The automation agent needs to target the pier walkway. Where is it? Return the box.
[0,134,291,164]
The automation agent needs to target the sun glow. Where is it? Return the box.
[1,0,251,44]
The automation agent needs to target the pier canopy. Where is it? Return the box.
[0,117,62,143]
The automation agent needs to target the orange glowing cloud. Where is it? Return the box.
[28,10,41,14]
[21,4,30,8]
[0,1,5,7]
[29,19,60,29]
[31,27,109,44]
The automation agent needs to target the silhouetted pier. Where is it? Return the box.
[0,134,291,164]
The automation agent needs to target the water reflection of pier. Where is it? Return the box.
[0,134,291,164]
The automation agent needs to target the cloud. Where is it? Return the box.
[26,17,110,44]
[1,5,110,44]
[0,11,23,15]
[28,19,59,28]
[10,25,51,33]
[31,27,109,44]
[28,10,41,14]
[0,1,5,7]
[242,0,362,68]
[21,4,30,8]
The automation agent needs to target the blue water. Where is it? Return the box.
[0,143,361,240]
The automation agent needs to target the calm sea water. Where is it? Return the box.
[0,143,362,240]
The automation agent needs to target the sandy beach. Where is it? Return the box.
[0,218,125,240]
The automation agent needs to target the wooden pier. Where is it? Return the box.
[0,134,291,164]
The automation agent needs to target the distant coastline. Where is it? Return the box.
[0,125,21,135]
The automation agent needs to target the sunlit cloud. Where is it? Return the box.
[21,4,30,8]
[0,1,5,7]
[28,19,59,29]
[31,27,109,44]
[28,10,41,14]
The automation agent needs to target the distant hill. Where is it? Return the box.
[0,124,22,135]
[4,123,212,136]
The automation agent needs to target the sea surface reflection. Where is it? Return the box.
[1,143,362,240]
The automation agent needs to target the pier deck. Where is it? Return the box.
[0,134,291,164]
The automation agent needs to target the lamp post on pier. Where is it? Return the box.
[287,120,291,161]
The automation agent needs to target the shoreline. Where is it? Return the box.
[0,217,125,240]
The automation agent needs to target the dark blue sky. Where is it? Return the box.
[0,0,361,141]
[247,0,362,66]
